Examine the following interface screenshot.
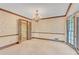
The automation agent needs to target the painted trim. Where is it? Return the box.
[74,16,76,46]
[32,32,65,35]
[27,22,31,40]
[0,42,19,50]
[18,19,31,43]
[40,3,72,20]
[65,3,72,16]
[41,15,65,20]
[75,17,79,51]
[0,8,31,20]
[18,19,28,43]
[32,37,65,43]
[0,34,18,37]
[27,21,29,40]
[66,19,68,43]
[66,42,79,55]
[0,4,72,20]
[18,19,21,43]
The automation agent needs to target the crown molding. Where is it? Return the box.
[65,3,72,16]
[41,15,65,20]
[40,3,72,20]
[0,8,32,20]
[0,3,72,20]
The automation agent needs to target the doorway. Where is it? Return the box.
[18,19,28,43]
[67,15,75,48]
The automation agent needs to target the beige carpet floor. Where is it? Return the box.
[0,39,77,55]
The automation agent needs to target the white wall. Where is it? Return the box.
[0,10,30,47]
[32,3,79,42]
[32,17,66,41]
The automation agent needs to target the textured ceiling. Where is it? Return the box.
[0,3,69,18]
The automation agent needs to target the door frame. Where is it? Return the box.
[66,15,75,47]
[27,21,31,40]
[18,19,28,43]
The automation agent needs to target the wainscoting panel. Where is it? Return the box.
[0,35,18,47]
[32,32,65,41]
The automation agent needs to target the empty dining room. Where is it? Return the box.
[0,3,79,55]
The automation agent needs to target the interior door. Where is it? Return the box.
[20,20,28,42]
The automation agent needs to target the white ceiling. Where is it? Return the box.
[0,3,69,18]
